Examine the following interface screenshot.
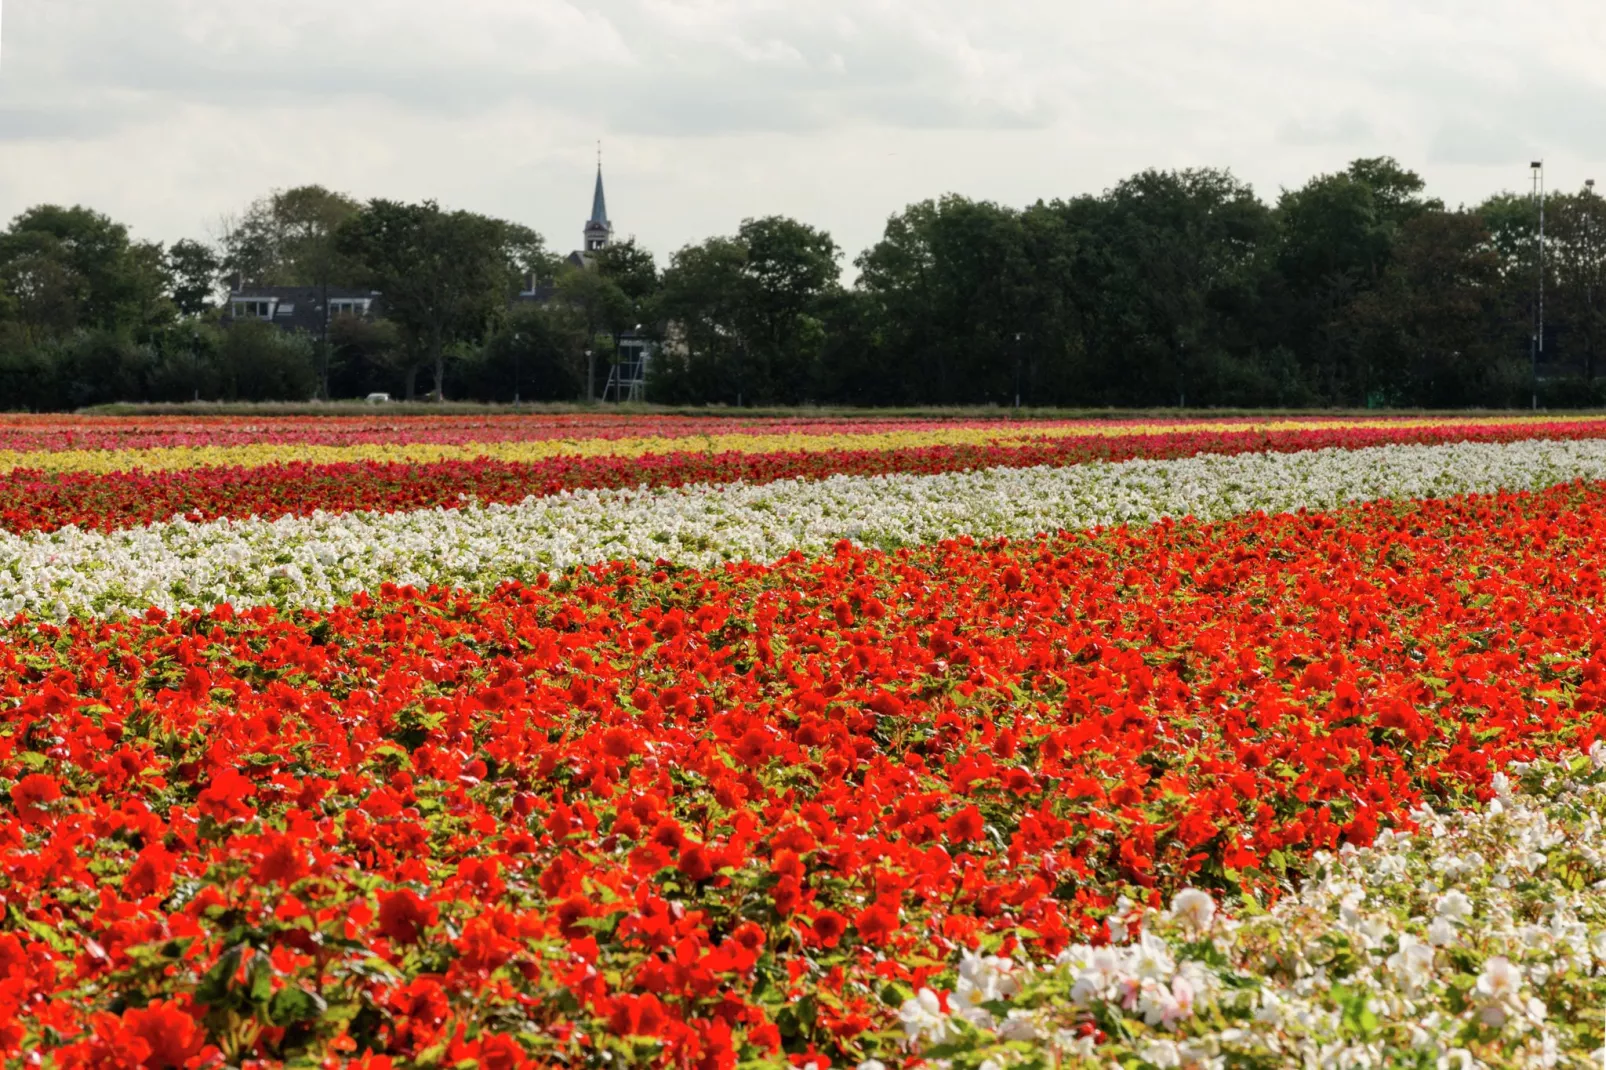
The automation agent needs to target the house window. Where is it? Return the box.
[232,300,274,320]
[329,299,369,317]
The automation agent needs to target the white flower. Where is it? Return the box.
[997,1009,1038,1041]
[1426,916,1458,947]
[1473,956,1524,1027]
[1434,890,1472,923]
[1386,933,1435,992]
[1139,1038,1182,1068]
[1108,894,1136,943]
[1590,739,1606,771]
[1170,888,1217,932]
[898,988,952,1046]
[1132,929,1177,981]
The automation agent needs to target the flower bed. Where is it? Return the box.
[13,420,1606,533]
[3,477,1606,1066]
[7,413,1598,457]
[9,437,1606,618]
[896,755,1606,1068]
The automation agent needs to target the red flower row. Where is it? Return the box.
[1,482,1602,1065]
[9,420,1606,533]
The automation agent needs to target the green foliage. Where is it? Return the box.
[6,158,1606,409]
[337,199,523,401]
[219,320,318,402]
[653,216,840,405]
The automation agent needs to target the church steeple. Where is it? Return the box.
[584,144,612,254]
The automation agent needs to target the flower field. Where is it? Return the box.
[3,413,1606,1069]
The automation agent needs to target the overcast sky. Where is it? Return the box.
[0,0,1602,268]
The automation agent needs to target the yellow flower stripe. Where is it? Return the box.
[4,416,1606,474]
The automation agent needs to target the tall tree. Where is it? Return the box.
[336,199,520,401]
[1546,187,1606,381]
[657,217,839,404]
[653,237,749,403]
[1269,157,1437,403]
[554,266,630,401]
[0,205,171,342]
[219,185,362,289]
[592,237,659,302]
[166,238,222,317]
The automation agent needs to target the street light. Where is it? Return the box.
[512,331,522,406]
[1531,161,1545,410]
[1013,332,1022,411]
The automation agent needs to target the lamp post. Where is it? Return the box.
[1531,161,1545,409]
[512,331,522,406]
[1013,332,1022,411]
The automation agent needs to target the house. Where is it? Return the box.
[225,286,382,335]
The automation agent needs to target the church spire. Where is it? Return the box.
[590,143,608,225]
[584,142,612,254]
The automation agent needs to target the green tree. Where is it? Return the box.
[857,196,1028,404]
[220,185,363,289]
[1546,187,1606,382]
[0,205,171,342]
[219,320,317,401]
[1268,157,1437,404]
[652,237,749,403]
[656,217,839,405]
[470,303,584,402]
[1350,208,1512,404]
[166,239,222,317]
[592,237,660,302]
[554,266,630,402]
[336,200,522,401]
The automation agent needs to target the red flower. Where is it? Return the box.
[11,774,60,824]
[811,910,848,948]
[377,888,437,945]
[125,844,175,898]
[252,830,308,886]
[854,904,899,947]
[121,999,204,1069]
[677,841,714,882]
[476,1033,527,1070]
[195,768,256,823]
[945,806,986,845]
[629,842,670,877]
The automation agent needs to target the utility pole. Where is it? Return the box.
[1531,161,1545,410]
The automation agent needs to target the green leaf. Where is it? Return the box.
[268,986,328,1026]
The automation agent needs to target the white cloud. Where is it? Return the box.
[0,0,1601,264]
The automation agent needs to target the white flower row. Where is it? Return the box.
[894,745,1606,1069]
[6,437,1606,619]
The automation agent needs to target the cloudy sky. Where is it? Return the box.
[0,0,1602,267]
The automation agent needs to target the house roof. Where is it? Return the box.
[227,285,382,334]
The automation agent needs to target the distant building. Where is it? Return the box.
[225,286,381,334]
[224,159,653,400]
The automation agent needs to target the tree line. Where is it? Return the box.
[1,157,1601,410]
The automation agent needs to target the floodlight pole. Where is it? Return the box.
[1532,161,1545,410]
